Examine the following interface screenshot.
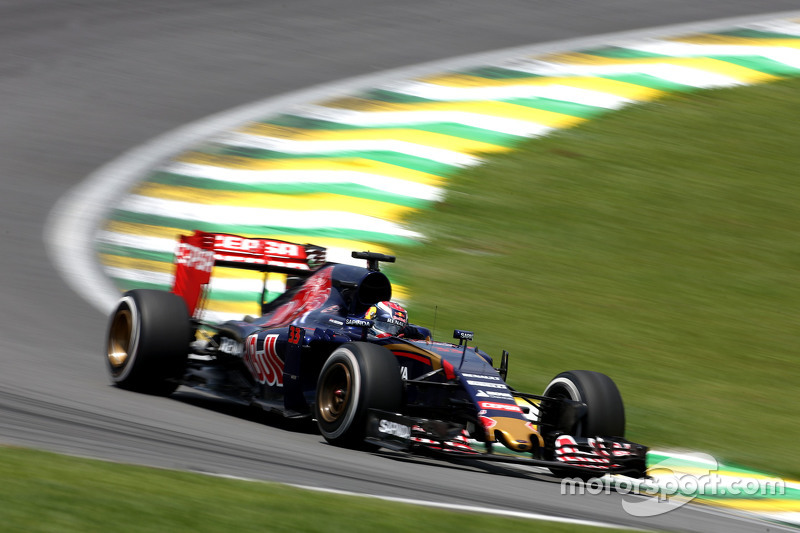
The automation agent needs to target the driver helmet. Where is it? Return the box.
[364,301,408,337]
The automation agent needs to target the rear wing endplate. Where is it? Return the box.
[171,230,326,316]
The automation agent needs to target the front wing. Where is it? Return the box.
[365,410,648,479]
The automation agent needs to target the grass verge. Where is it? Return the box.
[0,446,627,533]
[390,77,800,479]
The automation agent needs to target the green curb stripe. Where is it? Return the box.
[276,97,603,123]
[262,119,527,146]
[713,55,800,76]
[600,73,699,92]
[110,278,171,292]
[268,114,364,130]
[198,289,263,303]
[248,117,543,144]
[195,148,459,176]
[395,123,523,146]
[577,47,674,59]
[502,97,610,119]
[97,243,175,264]
[457,66,545,80]
[719,28,800,39]
[362,88,443,104]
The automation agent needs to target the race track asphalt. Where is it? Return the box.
[2,1,798,531]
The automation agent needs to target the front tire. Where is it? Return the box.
[543,370,625,438]
[315,342,402,448]
[105,289,191,395]
[542,370,626,479]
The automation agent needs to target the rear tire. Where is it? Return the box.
[315,342,402,448]
[105,289,191,395]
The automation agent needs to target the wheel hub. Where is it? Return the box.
[107,308,132,369]
[319,362,352,423]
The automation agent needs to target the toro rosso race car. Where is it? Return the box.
[105,231,647,478]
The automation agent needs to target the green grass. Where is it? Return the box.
[390,77,800,479]
[0,447,627,533]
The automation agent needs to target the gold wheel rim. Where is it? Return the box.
[318,362,352,424]
[107,308,132,369]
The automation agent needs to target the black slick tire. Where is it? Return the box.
[105,289,191,395]
[543,370,625,437]
[542,370,627,479]
[315,342,402,448]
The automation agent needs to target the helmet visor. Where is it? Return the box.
[373,317,405,336]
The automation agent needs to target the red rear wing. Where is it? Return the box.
[171,231,326,317]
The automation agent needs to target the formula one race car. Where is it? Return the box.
[105,231,647,478]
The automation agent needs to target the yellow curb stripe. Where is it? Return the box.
[235,125,511,154]
[203,299,262,315]
[202,287,409,314]
[240,122,520,145]
[649,465,787,482]
[132,182,418,221]
[391,284,409,302]
[100,254,175,275]
[316,99,587,129]
[103,220,186,241]
[699,499,800,512]
[243,124,518,152]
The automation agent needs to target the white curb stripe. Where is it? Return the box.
[627,39,800,68]
[115,195,424,238]
[743,20,800,36]
[103,266,173,286]
[501,58,744,88]
[215,132,482,167]
[97,231,177,254]
[378,80,635,108]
